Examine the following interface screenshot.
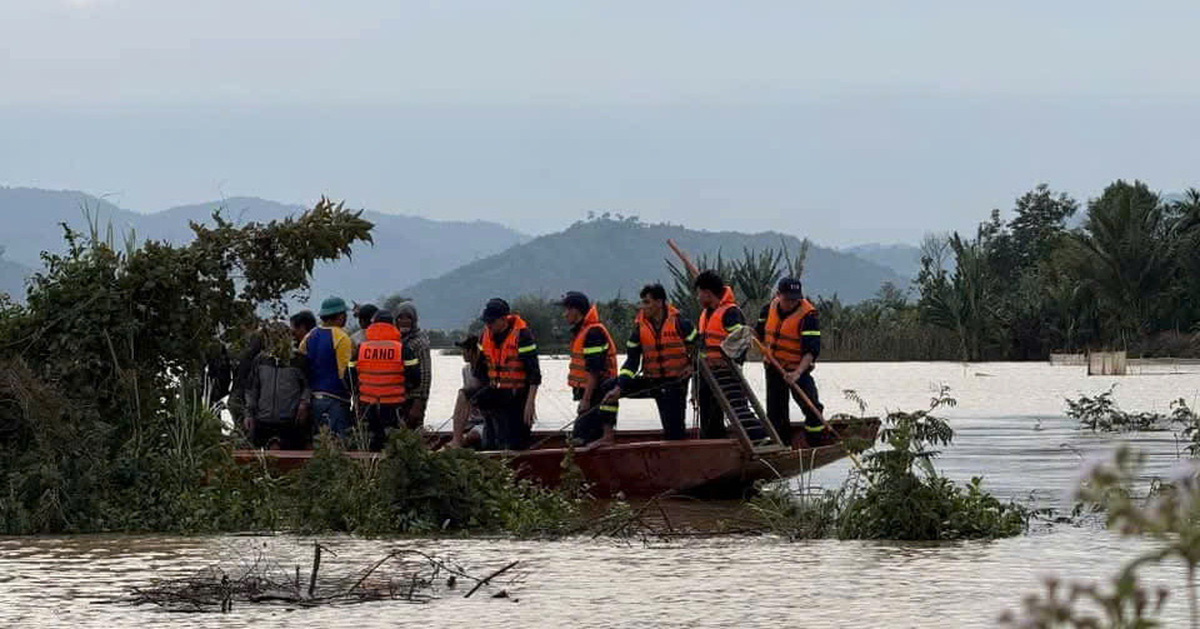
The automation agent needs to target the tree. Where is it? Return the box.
[1009,184,1078,269]
[1067,180,1176,346]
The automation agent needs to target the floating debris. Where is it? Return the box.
[125,543,521,612]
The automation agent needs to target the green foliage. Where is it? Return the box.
[1002,445,1200,627]
[837,386,1028,540]
[1066,386,1172,433]
[288,430,584,536]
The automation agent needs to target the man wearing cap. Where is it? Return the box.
[476,298,541,450]
[755,277,823,445]
[297,296,355,438]
[560,291,619,446]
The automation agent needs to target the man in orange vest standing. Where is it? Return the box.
[355,310,422,451]
[477,298,541,450]
[603,283,697,440]
[559,292,619,446]
[755,277,823,446]
[694,270,747,439]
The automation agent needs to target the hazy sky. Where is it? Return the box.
[2,1,1199,245]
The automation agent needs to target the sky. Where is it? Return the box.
[2,0,1199,245]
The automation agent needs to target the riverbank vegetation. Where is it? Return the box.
[747,387,1028,541]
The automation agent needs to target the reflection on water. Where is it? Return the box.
[4,360,1199,628]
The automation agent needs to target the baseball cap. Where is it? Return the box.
[557,291,590,311]
[777,277,804,299]
[480,298,511,323]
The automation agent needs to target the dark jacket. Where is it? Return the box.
[245,355,310,425]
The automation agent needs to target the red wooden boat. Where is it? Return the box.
[233,417,880,499]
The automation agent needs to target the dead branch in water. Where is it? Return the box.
[125,544,522,612]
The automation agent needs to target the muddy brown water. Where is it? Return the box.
[3,358,1199,628]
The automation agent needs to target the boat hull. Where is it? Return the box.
[233,418,879,499]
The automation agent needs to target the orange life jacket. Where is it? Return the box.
[635,305,689,378]
[356,323,407,405]
[568,305,617,389]
[480,315,530,390]
[697,286,739,362]
[764,296,818,369]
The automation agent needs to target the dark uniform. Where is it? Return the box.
[617,305,697,440]
[756,292,822,445]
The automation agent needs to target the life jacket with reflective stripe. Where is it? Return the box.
[764,296,818,369]
[568,305,617,389]
[634,305,689,378]
[356,323,407,405]
[481,315,530,390]
[697,286,739,362]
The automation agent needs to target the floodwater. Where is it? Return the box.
[3,358,1200,628]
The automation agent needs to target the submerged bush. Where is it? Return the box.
[747,386,1027,541]
[1001,446,1200,627]
[1067,385,1174,432]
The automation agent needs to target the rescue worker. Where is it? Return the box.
[297,296,354,438]
[354,310,422,451]
[476,298,541,450]
[755,277,824,446]
[694,270,747,439]
[560,292,619,446]
[603,283,697,440]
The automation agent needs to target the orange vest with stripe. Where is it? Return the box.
[697,286,738,362]
[635,305,689,378]
[481,315,530,390]
[356,323,407,405]
[568,305,617,389]
[764,296,818,369]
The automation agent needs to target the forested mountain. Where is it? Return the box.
[0,187,527,302]
[402,217,905,329]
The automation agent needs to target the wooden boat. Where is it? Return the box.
[233,416,880,499]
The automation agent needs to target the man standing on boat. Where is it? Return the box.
[477,298,541,450]
[297,296,354,438]
[602,283,697,440]
[355,310,422,451]
[394,301,432,431]
[560,291,619,446]
[755,277,824,446]
[694,270,747,439]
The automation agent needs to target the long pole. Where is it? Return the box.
[751,336,870,476]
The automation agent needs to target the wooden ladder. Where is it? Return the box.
[697,353,788,457]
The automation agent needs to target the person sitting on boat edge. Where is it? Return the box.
[694,270,747,439]
[560,291,619,447]
[244,321,311,450]
[297,296,354,439]
[354,310,422,452]
[603,283,697,440]
[476,298,541,450]
[448,334,489,449]
[755,277,824,447]
[394,301,432,432]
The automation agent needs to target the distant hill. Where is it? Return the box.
[0,188,528,303]
[0,249,31,302]
[403,219,906,330]
[842,243,923,283]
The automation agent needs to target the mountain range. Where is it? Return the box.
[1,187,914,328]
[0,187,526,303]
[402,218,906,329]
